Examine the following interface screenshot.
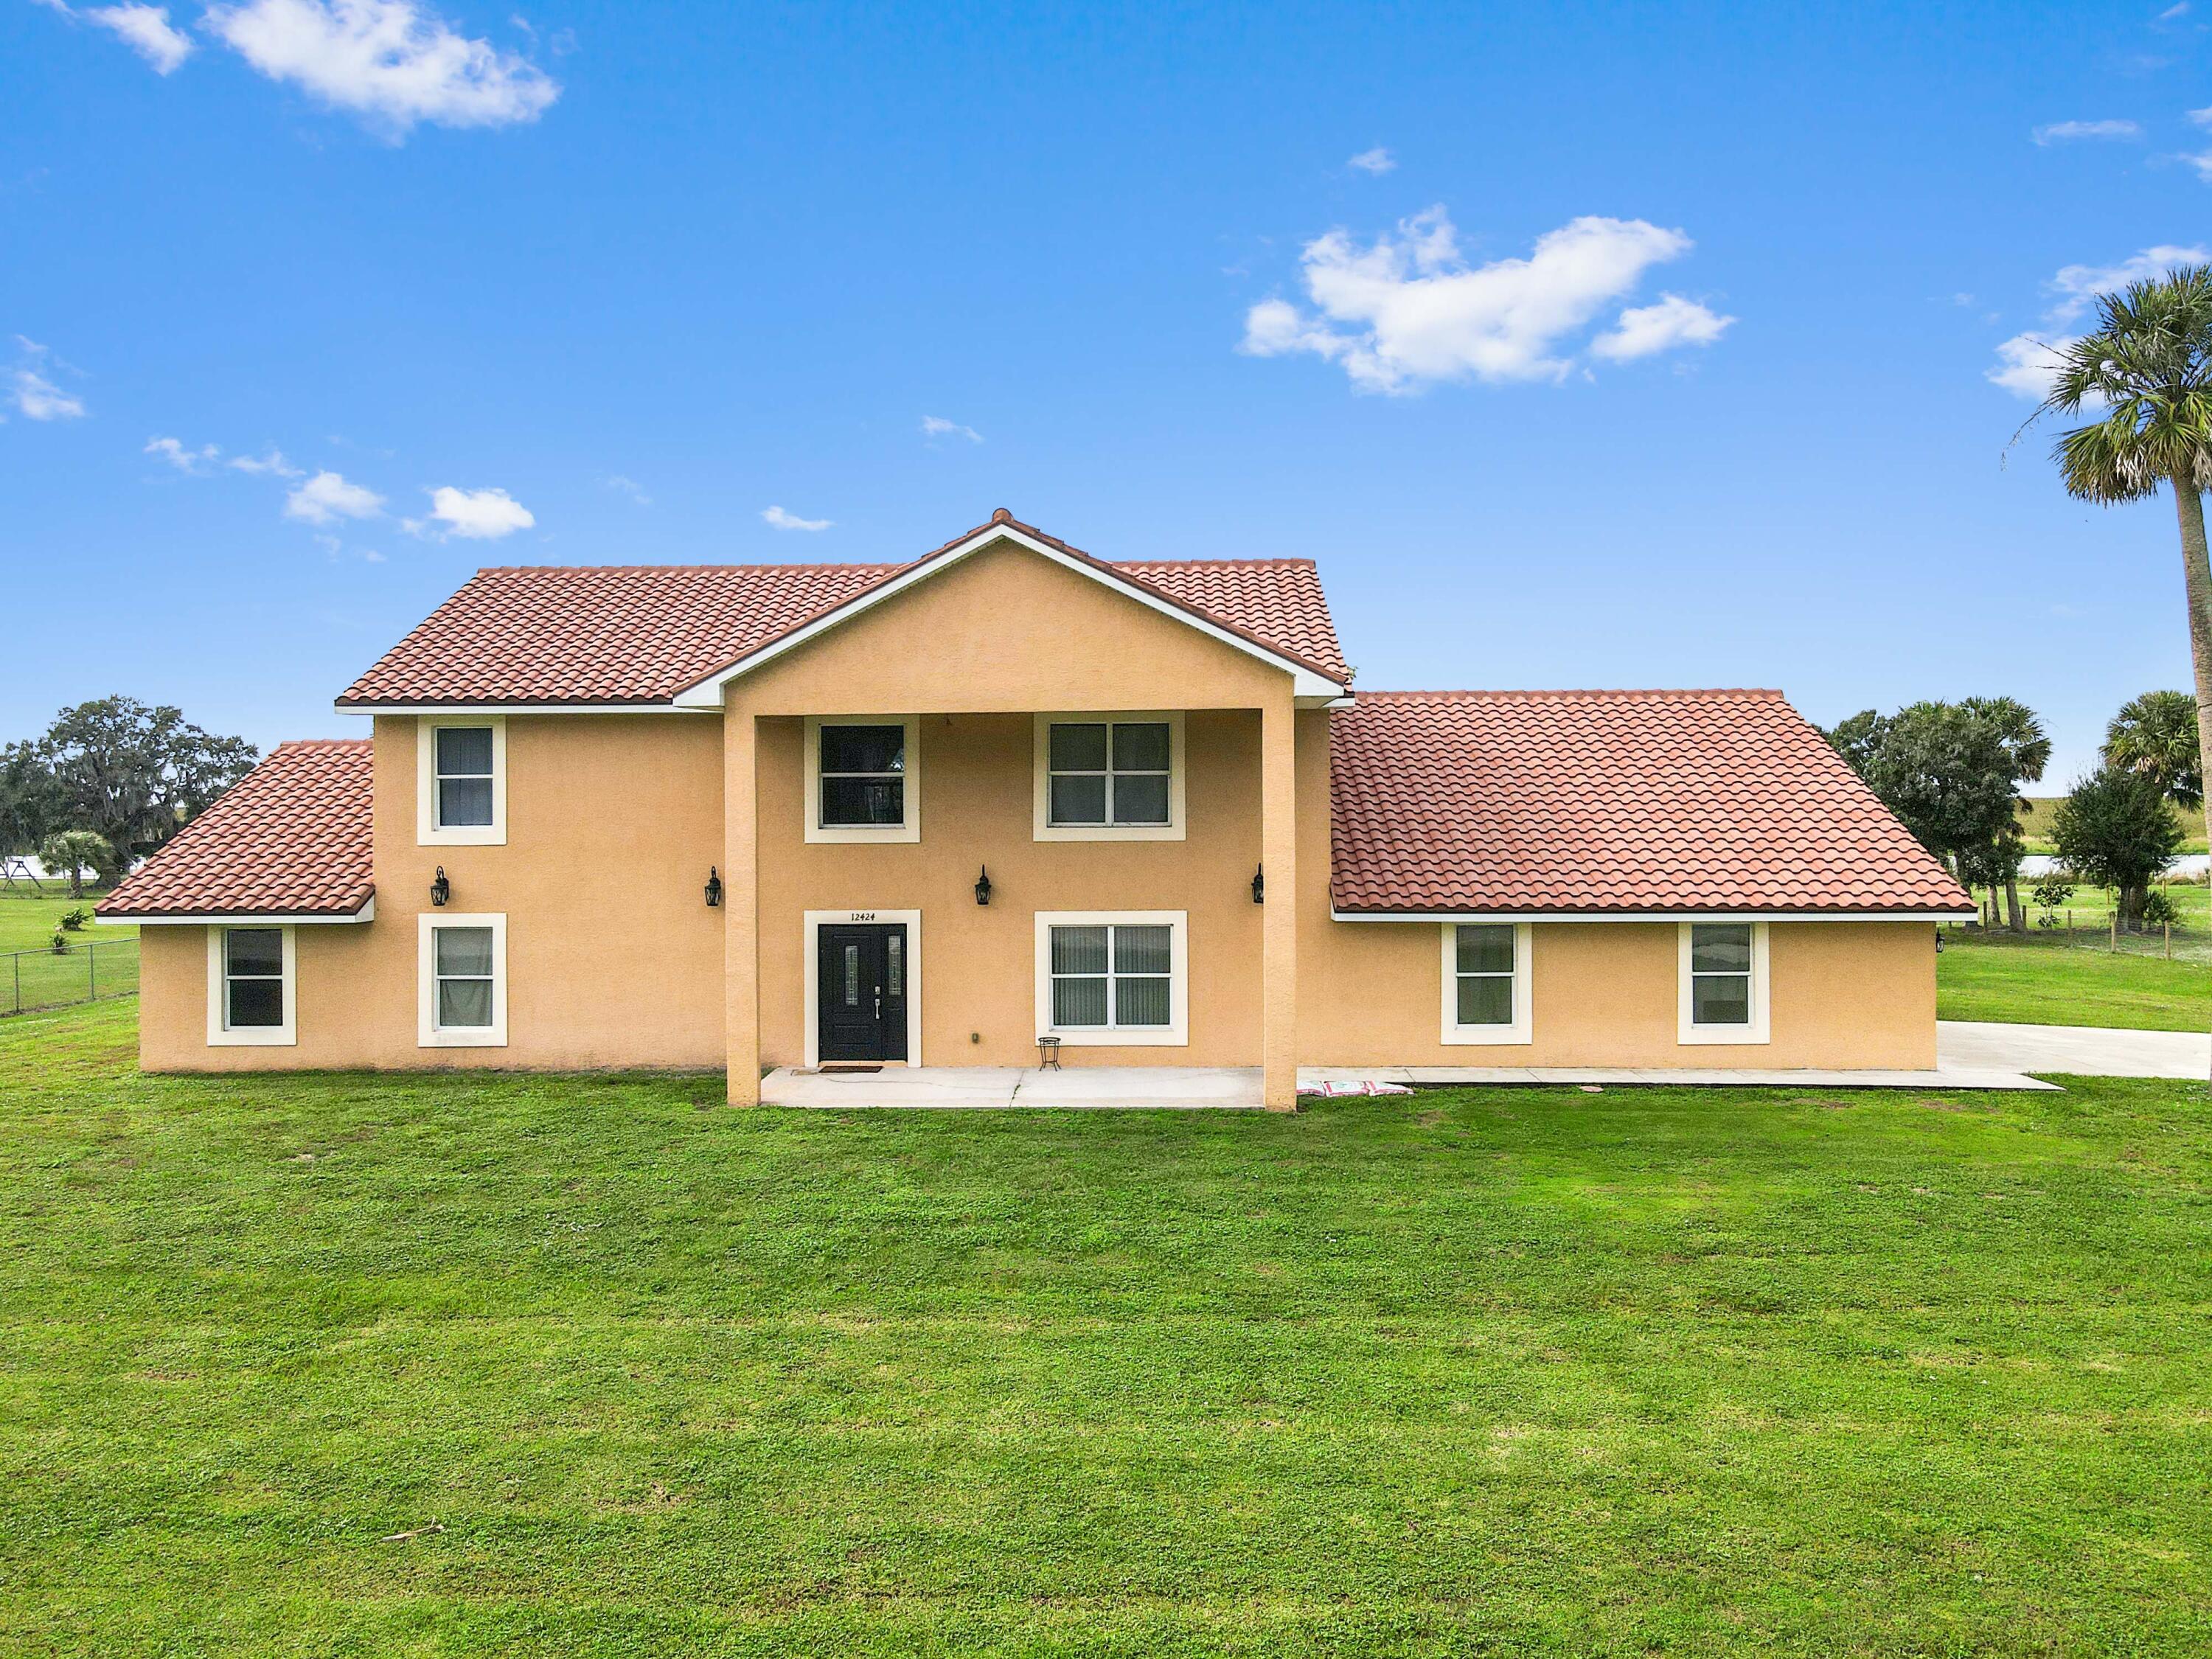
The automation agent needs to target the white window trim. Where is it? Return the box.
[1031,712,1186,843]
[804,716,921,844]
[1439,921,1532,1046]
[416,714,507,846]
[1033,910,1189,1047]
[801,908,924,1068]
[419,912,508,1048]
[205,925,296,1047]
[1678,919,1770,1046]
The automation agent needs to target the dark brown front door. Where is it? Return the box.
[816,923,908,1062]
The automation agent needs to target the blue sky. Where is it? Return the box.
[4,0,2208,784]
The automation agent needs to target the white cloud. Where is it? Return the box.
[410,484,535,539]
[1240,207,1711,392]
[10,369,86,420]
[602,473,651,505]
[2160,3,2191,19]
[1590,293,1734,361]
[201,0,560,133]
[762,504,831,532]
[229,447,303,477]
[85,4,194,72]
[146,435,218,470]
[1346,146,1395,175]
[2047,243,2209,321]
[284,469,383,523]
[920,414,982,443]
[2031,119,2141,145]
[1988,333,2077,400]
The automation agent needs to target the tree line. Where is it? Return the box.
[1826,689,2199,932]
[1,698,260,897]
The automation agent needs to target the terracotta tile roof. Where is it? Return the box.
[335,510,1349,708]
[98,740,375,919]
[1329,689,1972,915]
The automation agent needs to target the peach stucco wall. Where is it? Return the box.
[137,535,1938,1077]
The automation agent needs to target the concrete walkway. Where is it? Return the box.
[1938,1020,2209,1080]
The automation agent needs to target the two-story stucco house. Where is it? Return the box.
[100,510,1973,1108]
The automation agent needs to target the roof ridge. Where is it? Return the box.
[473,562,906,575]
[271,737,374,750]
[1111,557,1319,570]
[1350,686,1786,703]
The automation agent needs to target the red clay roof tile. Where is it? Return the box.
[1329,689,1972,915]
[97,740,375,919]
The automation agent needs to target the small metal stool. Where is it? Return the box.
[1036,1035,1062,1070]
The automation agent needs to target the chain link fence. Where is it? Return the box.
[3,937,139,1016]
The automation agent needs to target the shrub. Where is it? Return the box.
[2140,889,2181,928]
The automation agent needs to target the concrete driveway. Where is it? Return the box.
[1938,1020,2210,1079]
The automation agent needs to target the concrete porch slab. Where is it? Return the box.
[1938,1020,2209,1080]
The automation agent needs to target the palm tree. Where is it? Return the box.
[1958,695,2051,931]
[2104,688,2203,810]
[2033,265,2212,862]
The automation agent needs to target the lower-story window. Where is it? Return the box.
[1034,911,1188,1046]
[1678,920,1770,1044]
[420,913,507,1047]
[1440,921,1532,1045]
[206,925,296,1046]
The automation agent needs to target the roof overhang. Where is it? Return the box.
[334,703,701,717]
[668,524,1351,709]
[1331,908,1977,923]
[100,897,377,926]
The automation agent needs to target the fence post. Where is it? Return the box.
[2110,915,2118,953]
[10,950,16,1017]
[89,942,98,1003]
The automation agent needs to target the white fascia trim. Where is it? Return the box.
[418,911,509,1048]
[338,703,703,716]
[1677,919,1771,1046]
[206,924,297,1047]
[122,900,375,926]
[804,716,922,844]
[417,714,507,847]
[668,526,1349,708]
[1034,909,1189,1048]
[802,909,923,1068]
[1332,909,1972,924]
[1439,921,1534,1046]
[1031,712,1187,842]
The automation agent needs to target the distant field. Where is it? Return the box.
[2017,795,2209,856]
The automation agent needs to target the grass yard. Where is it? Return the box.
[0,891,137,1016]
[3,1000,2211,1654]
[1937,931,2211,1030]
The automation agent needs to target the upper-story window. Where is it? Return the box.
[804,717,920,844]
[1032,712,1186,841]
[417,715,507,846]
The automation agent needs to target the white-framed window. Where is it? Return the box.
[1032,713,1186,842]
[804,716,919,844]
[1678,920,1770,1045]
[416,715,507,846]
[1034,911,1188,1046]
[205,925,296,1046]
[1439,921,1532,1045]
[419,913,507,1048]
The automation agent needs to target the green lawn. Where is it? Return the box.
[1938,931,2211,1030]
[3,999,2210,1654]
[0,892,137,1016]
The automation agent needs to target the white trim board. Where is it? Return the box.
[802,909,924,1069]
[1332,909,1972,924]
[669,526,1349,708]
[108,900,375,926]
[337,703,706,716]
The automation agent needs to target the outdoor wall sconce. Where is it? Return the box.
[1251,864,1265,905]
[704,867,723,908]
[974,865,993,906]
[429,866,451,908]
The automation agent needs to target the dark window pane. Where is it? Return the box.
[1049,723,1107,771]
[821,776,904,826]
[439,979,494,1028]
[842,945,860,1006]
[436,927,495,978]
[1456,975,1513,1026]
[1691,975,1751,1025]
[228,977,284,1028]
[1456,925,1514,975]
[1111,722,1170,771]
[226,928,283,977]
[1690,924,1753,973]
[436,726,493,776]
[1053,976,1109,1026]
[1049,773,1107,825]
[886,933,902,997]
[1111,774,1170,825]
[439,776,494,827]
[1050,926,1108,975]
[1113,925,1172,975]
[1116,975,1171,1026]
[819,725,904,775]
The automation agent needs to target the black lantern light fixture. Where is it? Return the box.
[429,866,451,908]
[974,864,993,906]
[1251,863,1265,905]
[704,866,723,908]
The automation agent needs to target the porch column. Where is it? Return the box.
[723,707,760,1105]
[1261,693,1298,1111]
